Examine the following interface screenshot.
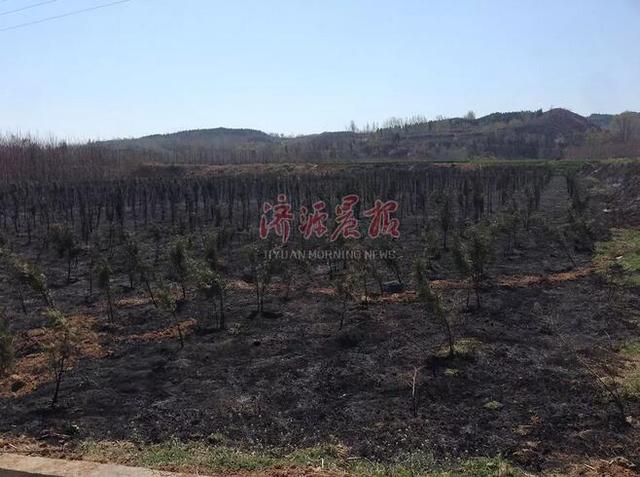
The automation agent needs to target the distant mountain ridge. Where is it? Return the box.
[98,108,640,162]
[101,127,275,152]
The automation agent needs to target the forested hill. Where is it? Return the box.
[2,108,640,182]
[96,108,640,163]
[101,127,276,153]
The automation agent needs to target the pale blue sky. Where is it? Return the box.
[1,0,639,140]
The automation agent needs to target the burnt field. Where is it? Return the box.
[0,160,640,476]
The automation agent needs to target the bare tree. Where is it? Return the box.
[332,269,356,331]
[96,259,115,322]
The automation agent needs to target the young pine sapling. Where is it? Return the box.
[414,258,455,358]
[169,238,192,300]
[244,245,275,316]
[157,282,184,349]
[452,225,494,309]
[50,224,81,284]
[195,265,227,330]
[44,308,78,408]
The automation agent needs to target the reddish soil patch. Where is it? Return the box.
[0,314,106,398]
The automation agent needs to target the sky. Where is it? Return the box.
[1,0,639,140]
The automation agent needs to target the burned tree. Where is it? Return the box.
[96,258,115,322]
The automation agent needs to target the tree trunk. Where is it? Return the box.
[51,357,65,408]
[174,311,184,349]
[219,295,225,329]
[145,279,157,307]
[106,289,114,321]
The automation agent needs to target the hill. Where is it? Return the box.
[95,108,640,163]
[101,127,275,153]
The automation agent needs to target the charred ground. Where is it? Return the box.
[0,160,639,476]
